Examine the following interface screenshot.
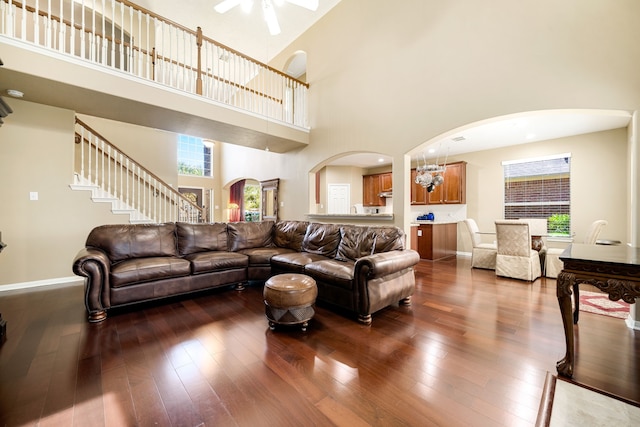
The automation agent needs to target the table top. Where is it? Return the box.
[560,243,640,266]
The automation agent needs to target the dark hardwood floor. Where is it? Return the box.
[1,257,638,426]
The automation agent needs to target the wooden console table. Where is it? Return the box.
[556,243,640,377]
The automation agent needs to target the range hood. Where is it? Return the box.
[379,191,393,198]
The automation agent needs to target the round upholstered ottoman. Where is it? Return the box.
[263,273,318,331]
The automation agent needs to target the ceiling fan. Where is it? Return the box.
[214,0,319,35]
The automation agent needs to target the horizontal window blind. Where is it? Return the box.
[503,154,571,235]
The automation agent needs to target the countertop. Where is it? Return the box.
[306,213,394,220]
[411,219,460,225]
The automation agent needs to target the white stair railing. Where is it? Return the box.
[74,117,203,223]
[0,0,309,128]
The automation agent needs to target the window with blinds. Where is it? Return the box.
[503,154,571,236]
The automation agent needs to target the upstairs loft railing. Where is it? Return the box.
[0,0,309,128]
[75,117,204,223]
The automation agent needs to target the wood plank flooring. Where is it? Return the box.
[1,257,638,426]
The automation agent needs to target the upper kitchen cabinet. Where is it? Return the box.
[411,168,428,205]
[411,161,466,205]
[428,161,466,204]
[363,172,392,206]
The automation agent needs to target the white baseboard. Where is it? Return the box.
[0,276,83,292]
[625,315,640,331]
[457,251,471,258]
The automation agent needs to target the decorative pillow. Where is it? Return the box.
[335,226,375,261]
[371,226,405,253]
[176,222,228,255]
[227,221,274,251]
[274,220,309,251]
[301,223,341,258]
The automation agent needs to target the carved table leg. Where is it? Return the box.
[573,283,580,324]
[556,271,576,377]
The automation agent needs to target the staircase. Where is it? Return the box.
[70,118,203,224]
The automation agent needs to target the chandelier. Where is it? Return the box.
[415,146,449,193]
[214,0,319,36]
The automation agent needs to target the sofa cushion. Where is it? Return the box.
[176,222,228,255]
[184,251,248,274]
[274,220,309,251]
[271,252,331,273]
[370,226,405,253]
[110,256,190,288]
[335,226,375,261]
[227,221,274,251]
[301,223,341,258]
[304,259,355,290]
[87,223,178,263]
[238,247,296,265]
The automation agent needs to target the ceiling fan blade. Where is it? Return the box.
[262,0,281,35]
[214,0,242,14]
[285,0,318,11]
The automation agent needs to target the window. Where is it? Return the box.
[178,135,213,177]
[503,153,571,236]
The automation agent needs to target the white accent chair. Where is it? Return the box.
[545,220,608,278]
[495,220,541,282]
[463,218,497,269]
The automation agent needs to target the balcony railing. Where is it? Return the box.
[0,0,309,128]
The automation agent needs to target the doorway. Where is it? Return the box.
[327,184,350,214]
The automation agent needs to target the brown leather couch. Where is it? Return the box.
[73,220,420,324]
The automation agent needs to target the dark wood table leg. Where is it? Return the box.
[556,271,576,377]
[573,283,580,324]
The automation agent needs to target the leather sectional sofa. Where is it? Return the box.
[73,220,420,325]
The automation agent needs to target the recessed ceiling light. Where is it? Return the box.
[378,158,385,163]
[428,148,436,154]
[6,89,23,98]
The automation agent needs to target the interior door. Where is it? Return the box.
[328,184,350,214]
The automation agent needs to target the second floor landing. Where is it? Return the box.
[0,38,309,153]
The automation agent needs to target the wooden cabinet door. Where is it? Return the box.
[417,225,433,260]
[442,162,466,204]
[380,172,392,192]
[427,161,466,205]
[411,169,428,205]
[363,174,384,206]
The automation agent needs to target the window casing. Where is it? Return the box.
[178,135,213,177]
[503,154,571,236]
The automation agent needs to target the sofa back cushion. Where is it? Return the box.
[301,223,341,258]
[86,223,177,263]
[274,220,309,251]
[370,226,405,253]
[176,222,228,255]
[227,221,274,251]
[335,226,375,261]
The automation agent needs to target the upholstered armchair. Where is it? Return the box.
[545,220,608,278]
[495,220,541,282]
[463,218,497,270]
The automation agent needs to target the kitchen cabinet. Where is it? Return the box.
[410,168,428,205]
[427,161,466,205]
[380,172,392,192]
[363,172,392,206]
[363,174,384,206]
[415,222,457,260]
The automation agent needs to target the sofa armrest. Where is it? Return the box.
[72,248,111,321]
[355,249,420,279]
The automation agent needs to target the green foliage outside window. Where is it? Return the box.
[244,185,261,222]
[178,161,203,176]
[548,214,570,236]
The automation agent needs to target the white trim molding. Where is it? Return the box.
[0,277,83,292]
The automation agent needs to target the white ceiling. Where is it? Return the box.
[332,109,631,169]
[134,0,342,64]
